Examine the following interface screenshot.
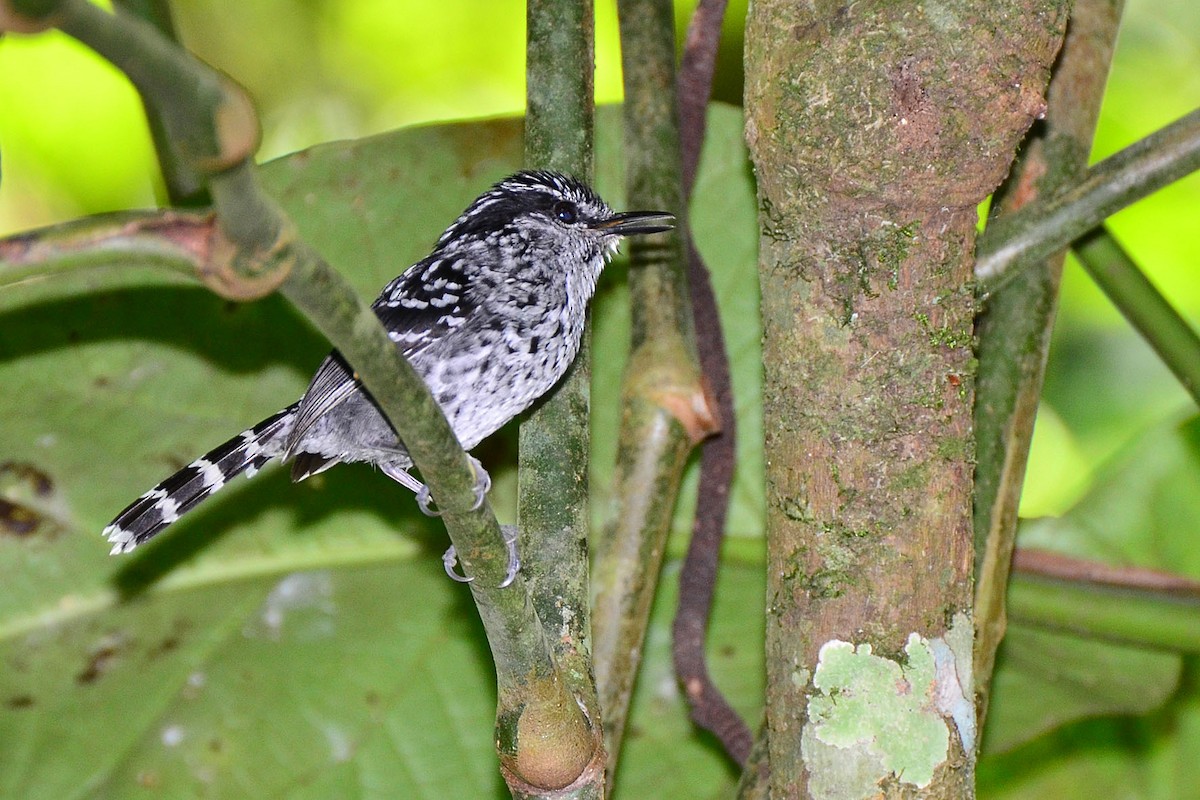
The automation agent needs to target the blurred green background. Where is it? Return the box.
[0,0,1197,529]
[0,2,1198,797]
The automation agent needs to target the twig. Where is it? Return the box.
[1013,547,1200,595]
[1074,226,1200,406]
[0,210,210,294]
[678,0,727,196]
[976,107,1200,292]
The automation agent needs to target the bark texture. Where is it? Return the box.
[744,1,1068,796]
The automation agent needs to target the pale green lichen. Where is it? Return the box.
[803,633,953,798]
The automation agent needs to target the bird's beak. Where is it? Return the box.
[593,211,675,236]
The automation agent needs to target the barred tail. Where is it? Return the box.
[103,405,297,553]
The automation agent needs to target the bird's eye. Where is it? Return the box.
[552,201,579,224]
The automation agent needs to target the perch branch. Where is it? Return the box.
[1,1,584,792]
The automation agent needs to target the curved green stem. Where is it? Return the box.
[0,211,205,297]
[112,0,209,205]
[54,0,250,174]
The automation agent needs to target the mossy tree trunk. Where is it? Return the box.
[744,1,1069,797]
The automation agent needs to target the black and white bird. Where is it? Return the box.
[103,171,673,573]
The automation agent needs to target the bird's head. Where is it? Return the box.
[435,171,674,263]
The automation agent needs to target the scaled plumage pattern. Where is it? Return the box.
[104,171,673,555]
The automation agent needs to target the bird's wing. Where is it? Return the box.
[285,254,482,454]
[284,353,359,456]
[372,254,478,352]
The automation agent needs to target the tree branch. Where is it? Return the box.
[972,0,1126,725]
[592,0,710,775]
[746,0,1067,793]
[976,107,1200,292]
[513,0,605,795]
[1073,226,1200,406]
[0,210,209,295]
[1013,547,1200,594]
[678,0,727,197]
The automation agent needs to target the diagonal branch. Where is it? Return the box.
[976,107,1200,292]
[1073,226,1200,406]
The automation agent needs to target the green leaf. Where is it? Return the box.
[1016,414,1200,576]
[984,624,1181,755]
[979,658,1200,800]
[982,415,1200,757]
[0,104,764,797]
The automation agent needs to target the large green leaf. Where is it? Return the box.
[0,104,764,798]
[980,415,1200,791]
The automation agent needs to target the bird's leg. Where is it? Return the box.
[415,456,491,517]
[379,456,492,516]
[379,462,426,494]
[382,458,514,586]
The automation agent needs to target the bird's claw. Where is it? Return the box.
[440,526,521,588]
[416,456,491,517]
[416,484,442,517]
[442,545,474,583]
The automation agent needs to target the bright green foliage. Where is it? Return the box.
[980,415,1200,796]
[0,0,1198,787]
[0,105,762,799]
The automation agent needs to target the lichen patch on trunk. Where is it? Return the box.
[801,614,976,798]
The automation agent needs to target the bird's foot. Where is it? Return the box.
[442,545,473,583]
[442,525,521,588]
[415,456,491,517]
